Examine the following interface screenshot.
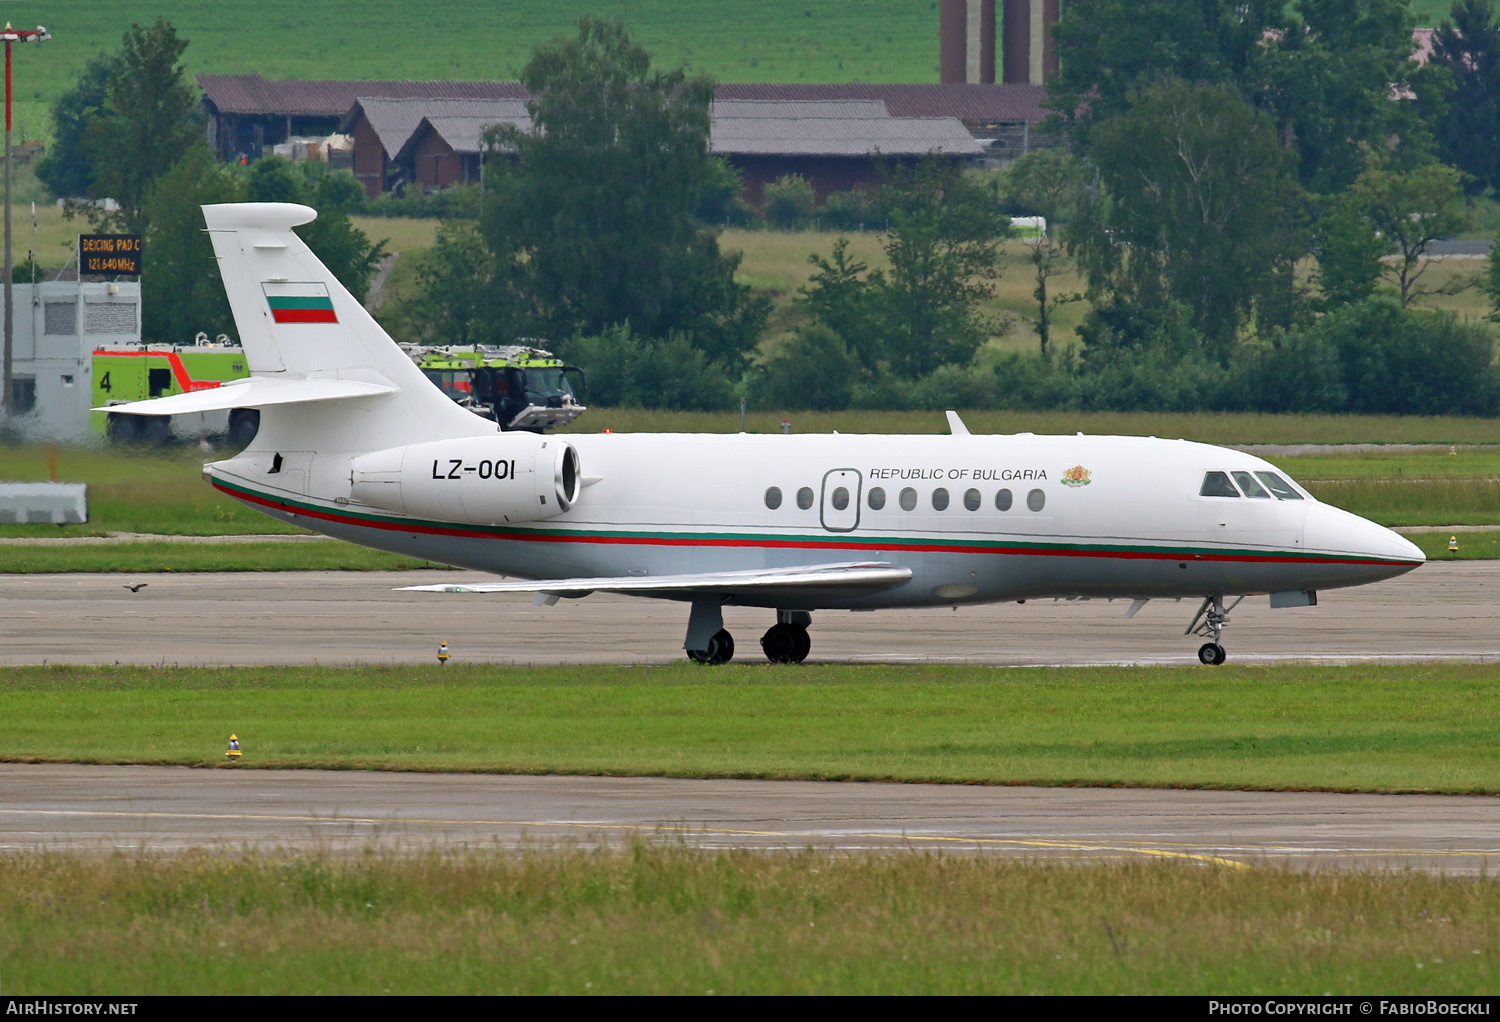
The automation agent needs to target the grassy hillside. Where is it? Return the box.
[7,1,944,149]
[14,2,1461,152]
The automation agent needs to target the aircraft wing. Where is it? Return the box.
[397,561,913,596]
[94,376,397,416]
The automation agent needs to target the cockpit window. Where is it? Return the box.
[1255,471,1304,500]
[1232,471,1271,498]
[1200,471,1240,497]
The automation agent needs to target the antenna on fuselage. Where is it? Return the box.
[945,410,970,436]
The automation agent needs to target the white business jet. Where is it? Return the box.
[105,203,1424,665]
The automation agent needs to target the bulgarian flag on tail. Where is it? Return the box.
[263,281,338,324]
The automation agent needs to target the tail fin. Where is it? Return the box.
[202,202,484,446]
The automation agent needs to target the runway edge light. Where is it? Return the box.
[1450,535,1459,554]
[437,640,449,666]
[225,734,241,760]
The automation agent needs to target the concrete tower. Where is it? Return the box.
[940,0,1061,86]
[939,0,996,84]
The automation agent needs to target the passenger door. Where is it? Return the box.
[820,468,862,533]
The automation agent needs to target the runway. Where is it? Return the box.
[0,561,1495,666]
[2,764,1496,871]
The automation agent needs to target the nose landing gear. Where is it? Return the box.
[1186,595,1242,665]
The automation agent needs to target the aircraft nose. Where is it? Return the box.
[1302,502,1424,581]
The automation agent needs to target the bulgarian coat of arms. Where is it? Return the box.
[1061,465,1092,487]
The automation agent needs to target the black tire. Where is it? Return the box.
[106,413,140,443]
[228,408,260,449]
[791,626,811,663]
[1198,642,1226,666]
[761,623,800,663]
[688,628,735,665]
[139,416,171,444]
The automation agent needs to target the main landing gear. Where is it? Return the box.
[761,611,811,664]
[684,600,812,665]
[1185,594,1243,665]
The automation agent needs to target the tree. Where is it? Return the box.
[752,324,857,410]
[34,52,118,199]
[482,18,768,368]
[1315,197,1388,307]
[1047,0,1285,141]
[243,156,388,303]
[800,238,884,372]
[382,219,498,346]
[1422,0,1500,194]
[139,146,243,344]
[1263,0,1428,194]
[1050,0,1430,195]
[79,19,200,234]
[800,160,1009,378]
[1072,80,1304,362]
[1005,151,1088,354]
[763,174,816,229]
[876,159,1010,375]
[1346,159,1468,306]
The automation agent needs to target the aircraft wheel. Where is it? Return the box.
[791,626,811,663]
[688,628,735,665]
[140,416,172,444]
[761,623,801,663]
[1198,642,1226,666]
[107,413,139,443]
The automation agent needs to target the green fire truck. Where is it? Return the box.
[91,335,258,445]
[92,337,585,446]
[403,344,587,432]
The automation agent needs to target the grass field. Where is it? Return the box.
[11,0,1463,152]
[8,1,946,152]
[6,662,1500,794]
[6,848,1497,995]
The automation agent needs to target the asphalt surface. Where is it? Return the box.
[2,764,1495,871]
[0,562,1494,667]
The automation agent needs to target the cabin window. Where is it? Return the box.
[1200,471,1240,497]
[1232,471,1271,498]
[995,488,1013,511]
[831,486,850,511]
[764,486,782,510]
[796,486,814,510]
[1027,488,1046,512]
[868,486,886,510]
[963,488,981,511]
[1256,471,1304,500]
[932,487,950,511]
[899,487,917,511]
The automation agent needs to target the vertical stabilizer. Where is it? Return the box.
[201,202,484,445]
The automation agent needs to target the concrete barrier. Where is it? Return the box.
[0,483,89,524]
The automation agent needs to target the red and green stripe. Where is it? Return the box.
[267,294,337,324]
[211,477,1421,568]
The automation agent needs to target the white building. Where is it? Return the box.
[2,280,141,443]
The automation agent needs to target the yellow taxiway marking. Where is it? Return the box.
[8,807,1497,869]
[1,807,1254,868]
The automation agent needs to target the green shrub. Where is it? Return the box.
[562,325,736,411]
[750,325,857,410]
[763,174,817,230]
[821,189,882,231]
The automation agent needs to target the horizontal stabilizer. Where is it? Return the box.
[398,561,913,596]
[95,376,398,416]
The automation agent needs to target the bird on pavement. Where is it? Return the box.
[123,583,148,593]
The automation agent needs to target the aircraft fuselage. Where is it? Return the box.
[210,430,1422,612]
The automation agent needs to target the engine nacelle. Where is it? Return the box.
[349,434,580,525]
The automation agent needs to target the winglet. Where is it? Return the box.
[946,411,971,436]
